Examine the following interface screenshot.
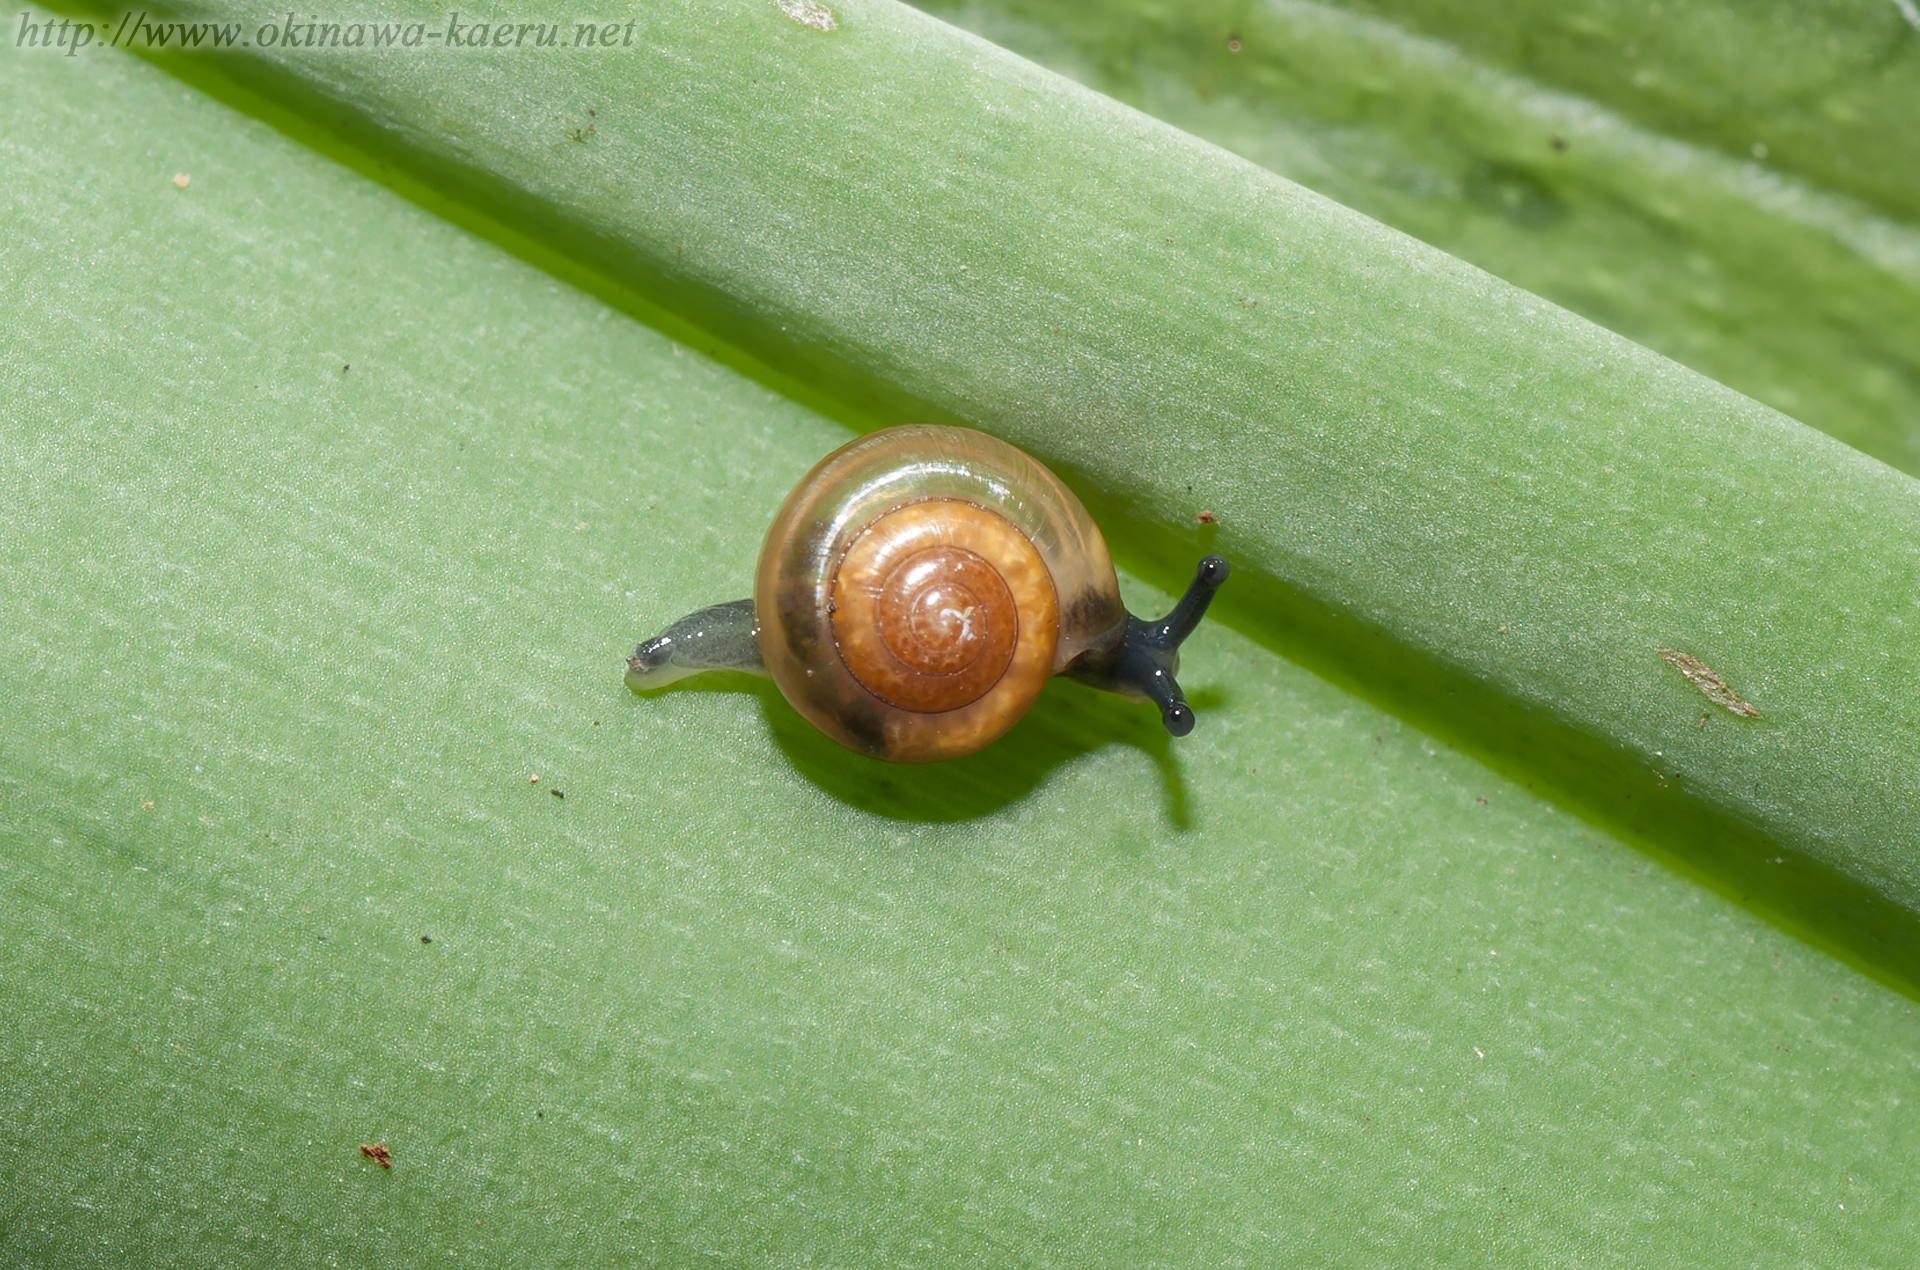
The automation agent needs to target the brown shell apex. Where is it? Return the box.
[755,426,1124,762]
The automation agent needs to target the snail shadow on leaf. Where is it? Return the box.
[629,672,1194,826]
[768,677,1194,826]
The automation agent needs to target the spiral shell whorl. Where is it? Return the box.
[832,500,1054,716]
[755,426,1124,762]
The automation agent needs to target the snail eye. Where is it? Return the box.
[831,501,1049,715]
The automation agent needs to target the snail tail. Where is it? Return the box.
[625,599,767,690]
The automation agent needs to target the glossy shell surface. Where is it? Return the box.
[756,425,1125,762]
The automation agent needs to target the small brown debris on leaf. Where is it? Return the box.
[359,1143,393,1169]
[1196,510,1217,525]
[1658,648,1762,718]
[550,789,565,799]
[172,173,190,189]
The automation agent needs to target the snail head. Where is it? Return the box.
[1065,555,1231,737]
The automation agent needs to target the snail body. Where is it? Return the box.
[628,425,1228,763]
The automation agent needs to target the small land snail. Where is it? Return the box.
[626,425,1229,762]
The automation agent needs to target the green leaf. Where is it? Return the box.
[80,0,1920,978]
[912,0,1920,972]
[922,0,1920,472]
[6,1,1920,1263]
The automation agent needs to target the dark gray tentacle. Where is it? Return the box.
[1063,556,1229,736]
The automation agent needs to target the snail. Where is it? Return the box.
[626,425,1229,762]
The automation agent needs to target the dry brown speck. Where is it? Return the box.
[359,1143,393,1169]
[172,173,190,189]
[529,774,540,784]
[550,789,565,799]
[1657,648,1762,718]
[141,801,154,810]
[1196,510,1216,524]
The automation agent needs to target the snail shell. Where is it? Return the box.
[756,426,1126,762]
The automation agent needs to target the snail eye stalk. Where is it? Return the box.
[1066,555,1230,736]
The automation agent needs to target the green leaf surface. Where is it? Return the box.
[64,0,1920,978]
[5,2,1920,1265]
[920,0,1920,473]
[1328,0,1920,221]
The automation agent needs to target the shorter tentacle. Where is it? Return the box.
[625,599,766,690]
